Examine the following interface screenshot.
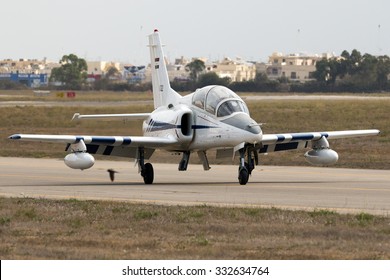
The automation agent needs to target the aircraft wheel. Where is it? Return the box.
[143,163,154,184]
[238,167,249,185]
[244,162,252,175]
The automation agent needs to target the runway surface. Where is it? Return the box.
[1,157,389,215]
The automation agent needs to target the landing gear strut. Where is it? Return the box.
[178,151,190,171]
[138,147,154,184]
[238,145,258,185]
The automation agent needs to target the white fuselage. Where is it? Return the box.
[142,90,262,152]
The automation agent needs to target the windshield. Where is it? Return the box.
[192,85,248,117]
[205,86,238,114]
[217,99,249,117]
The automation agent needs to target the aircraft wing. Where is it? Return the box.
[259,129,380,153]
[9,134,177,159]
[9,134,177,147]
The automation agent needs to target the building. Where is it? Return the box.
[85,61,123,83]
[0,73,48,87]
[0,58,55,87]
[144,56,258,84]
[86,61,122,75]
[144,56,192,83]
[266,52,336,82]
[166,57,188,82]
[123,65,146,84]
[0,58,59,75]
[209,57,256,82]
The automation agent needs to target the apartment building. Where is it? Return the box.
[266,52,335,82]
[209,57,256,82]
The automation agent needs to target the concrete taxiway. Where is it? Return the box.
[0,157,389,215]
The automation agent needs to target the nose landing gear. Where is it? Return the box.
[238,145,257,185]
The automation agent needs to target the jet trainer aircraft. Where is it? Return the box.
[9,30,380,185]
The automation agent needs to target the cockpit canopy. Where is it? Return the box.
[192,86,249,117]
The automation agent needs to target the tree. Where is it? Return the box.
[254,72,269,84]
[357,54,379,89]
[105,66,120,79]
[313,58,340,85]
[230,72,280,92]
[185,59,205,81]
[196,72,230,88]
[376,55,390,90]
[348,49,362,75]
[338,50,350,78]
[50,54,88,89]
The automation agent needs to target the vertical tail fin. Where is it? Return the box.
[148,29,181,109]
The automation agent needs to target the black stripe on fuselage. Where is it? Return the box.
[147,120,217,132]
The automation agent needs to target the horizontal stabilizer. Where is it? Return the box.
[72,113,150,121]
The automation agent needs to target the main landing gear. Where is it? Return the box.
[136,146,258,185]
[138,147,154,184]
[238,145,258,185]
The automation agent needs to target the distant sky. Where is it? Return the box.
[1,0,389,64]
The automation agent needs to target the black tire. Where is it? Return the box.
[178,159,186,171]
[238,167,249,185]
[244,162,251,175]
[143,163,154,184]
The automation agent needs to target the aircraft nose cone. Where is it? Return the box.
[246,120,261,134]
[221,114,262,135]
